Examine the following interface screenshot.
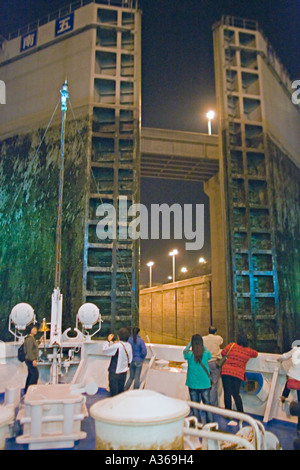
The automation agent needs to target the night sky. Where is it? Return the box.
[1,0,299,285]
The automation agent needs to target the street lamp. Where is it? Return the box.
[147,261,154,288]
[181,267,187,273]
[199,257,207,264]
[169,249,178,283]
[206,110,215,135]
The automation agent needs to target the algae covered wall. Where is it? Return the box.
[268,137,300,350]
[0,117,90,341]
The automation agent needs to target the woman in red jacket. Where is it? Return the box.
[221,332,258,413]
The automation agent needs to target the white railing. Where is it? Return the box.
[184,400,266,450]
[184,426,255,450]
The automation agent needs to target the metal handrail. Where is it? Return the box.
[186,400,264,449]
[183,426,255,450]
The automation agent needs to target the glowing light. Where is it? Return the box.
[169,249,178,256]
[147,261,154,287]
[206,110,215,120]
[169,249,178,282]
[206,110,215,135]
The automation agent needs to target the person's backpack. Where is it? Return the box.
[17,338,27,362]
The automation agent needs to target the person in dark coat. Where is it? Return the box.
[24,325,43,394]
[125,328,147,390]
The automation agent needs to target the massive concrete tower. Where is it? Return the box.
[211,16,300,352]
[0,0,141,338]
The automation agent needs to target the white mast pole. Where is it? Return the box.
[50,80,69,384]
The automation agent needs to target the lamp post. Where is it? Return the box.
[206,110,215,135]
[169,249,178,283]
[147,261,154,288]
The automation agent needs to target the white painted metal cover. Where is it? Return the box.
[90,390,190,425]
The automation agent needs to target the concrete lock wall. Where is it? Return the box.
[139,275,212,346]
[0,118,90,341]
[0,2,142,339]
[212,17,300,352]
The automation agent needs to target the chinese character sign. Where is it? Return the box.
[55,13,74,37]
[20,31,37,52]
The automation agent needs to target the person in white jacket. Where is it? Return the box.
[278,346,300,434]
[203,326,223,406]
[103,328,133,396]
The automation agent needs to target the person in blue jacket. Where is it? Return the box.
[184,334,213,424]
[124,327,147,390]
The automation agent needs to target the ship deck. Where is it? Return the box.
[1,388,298,451]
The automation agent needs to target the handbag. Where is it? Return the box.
[216,343,235,369]
[18,342,26,362]
[215,356,227,369]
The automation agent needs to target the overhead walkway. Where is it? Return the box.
[141,127,219,182]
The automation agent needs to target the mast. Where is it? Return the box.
[50,80,69,383]
[54,80,69,289]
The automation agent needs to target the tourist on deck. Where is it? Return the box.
[221,332,258,413]
[278,345,300,435]
[203,326,223,406]
[103,328,133,396]
[183,334,213,424]
[24,325,43,394]
[124,327,147,390]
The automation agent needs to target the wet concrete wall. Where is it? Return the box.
[0,117,89,340]
[268,137,300,350]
